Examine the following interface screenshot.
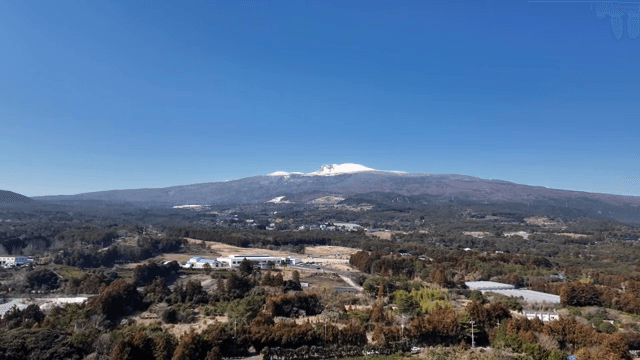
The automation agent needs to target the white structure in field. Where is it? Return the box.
[465,281,561,304]
[0,256,30,267]
[465,281,516,291]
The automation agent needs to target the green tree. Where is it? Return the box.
[393,290,420,316]
[239,259,254,277]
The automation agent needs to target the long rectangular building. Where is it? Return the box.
[184,254,302,269]
[0,256,30,267]
[217,254,302,268]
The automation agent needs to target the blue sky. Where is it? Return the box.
[1,0,639,197]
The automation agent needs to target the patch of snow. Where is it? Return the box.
[173,205,209,209]
[268,196,291,204]
[309,163,375,176]
[268,171,304,177]
[267,163,412,177]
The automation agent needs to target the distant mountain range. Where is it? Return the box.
[0,190,32,204]
[33,164,640,223]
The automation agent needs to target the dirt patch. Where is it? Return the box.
[504,231,529,240]
[304,246,359,259]
[300,273,348,290]
[555,233,590,239]
[186,239,300,258]
[525,217,562,228]
[368,231,392,240]
[134,310,229,338]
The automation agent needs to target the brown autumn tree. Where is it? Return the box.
[560,282,601,307]
[171,331,212,360]
[430,268,448,287]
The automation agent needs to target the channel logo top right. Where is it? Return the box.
[595,2,640,40]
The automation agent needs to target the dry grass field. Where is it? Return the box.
[367,231,407,240]
[185,238,360,260]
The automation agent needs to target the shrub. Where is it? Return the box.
[597,322,616,333]
[266,293,323,318]
[468,290,484,302]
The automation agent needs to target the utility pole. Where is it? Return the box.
[400,314,408,340]
[324,321,327,347]
[470,320,475,348]
[234,319,237,339]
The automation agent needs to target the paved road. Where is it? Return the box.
[338,274,363,291]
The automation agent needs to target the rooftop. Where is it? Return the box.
[465,281,516,290]
[228,254,272,258]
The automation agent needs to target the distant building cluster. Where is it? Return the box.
[298,222,362,231]
[0,256,31,268]
[183,254,302,269]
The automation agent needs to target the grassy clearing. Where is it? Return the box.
[50,265,86,280]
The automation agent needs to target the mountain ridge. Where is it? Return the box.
[31,166,640,224]
[0,190,33,204]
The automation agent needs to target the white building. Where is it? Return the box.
[0,256,30,267]
[523,311,560,322]
[332,222,363,231]
[183,257,221,269]
[217,254,302,268]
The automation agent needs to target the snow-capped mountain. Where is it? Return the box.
[269,163,376,177]
[33,165,640,223]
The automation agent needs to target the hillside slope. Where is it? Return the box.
[0,190,32,204]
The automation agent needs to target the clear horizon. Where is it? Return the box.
[1,1,639,197]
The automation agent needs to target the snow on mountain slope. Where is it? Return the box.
[267,171,304,177]
[309,163,375,176]
[268,163,376,177]
[268,196,291,204]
